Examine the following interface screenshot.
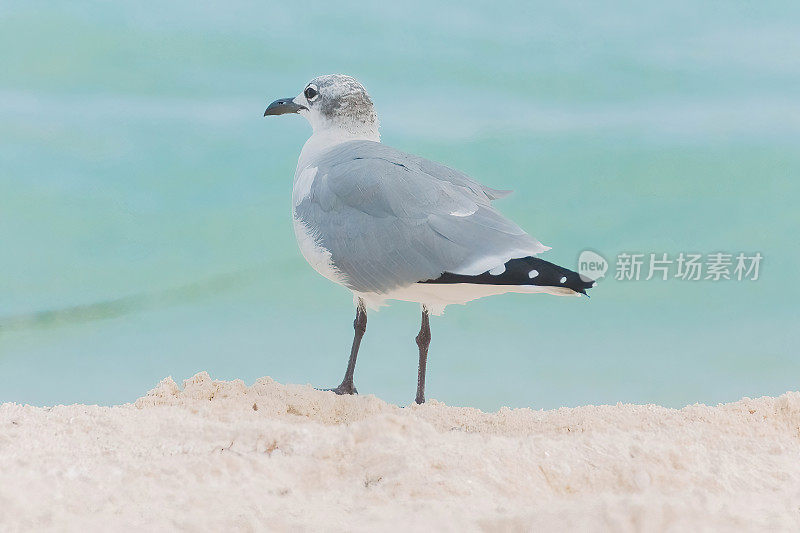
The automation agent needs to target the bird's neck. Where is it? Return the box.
[297,125,380,173]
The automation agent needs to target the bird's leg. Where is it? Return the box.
[415,306,431,404]
[330,298,367,395]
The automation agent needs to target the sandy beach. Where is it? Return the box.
[2,372,799,531]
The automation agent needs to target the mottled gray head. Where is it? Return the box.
[264,74,379,139]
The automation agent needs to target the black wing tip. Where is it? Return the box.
[423,256,596,295]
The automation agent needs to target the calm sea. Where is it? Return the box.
[1,1,798,410]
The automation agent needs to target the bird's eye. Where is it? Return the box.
[304,85,319,101]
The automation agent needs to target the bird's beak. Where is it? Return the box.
[264,98,307,116]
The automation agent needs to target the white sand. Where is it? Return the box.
[2,373,800,532]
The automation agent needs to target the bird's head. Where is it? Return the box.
[264,74,379,141]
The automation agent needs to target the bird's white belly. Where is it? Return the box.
[355,282,578,316]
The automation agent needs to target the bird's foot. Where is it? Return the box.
[324,383,358,395]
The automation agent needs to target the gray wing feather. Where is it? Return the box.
[295,140,548,294]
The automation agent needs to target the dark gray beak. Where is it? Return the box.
[264,98,306,116]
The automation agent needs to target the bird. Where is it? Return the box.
[264,74,593,404]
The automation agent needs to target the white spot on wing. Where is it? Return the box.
[560,276,567,283]
[293,166,318,207]
[489,264,506,275]
[450,206,478,217]
[528,269,539,278]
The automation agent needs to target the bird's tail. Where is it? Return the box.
[423,256,595,296]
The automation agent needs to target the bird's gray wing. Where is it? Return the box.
[294,140,548,294]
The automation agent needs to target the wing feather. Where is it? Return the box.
[294,140,547,293]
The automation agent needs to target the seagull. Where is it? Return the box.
[265,74,593,404]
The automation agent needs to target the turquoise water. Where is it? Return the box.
[1,1,798,410]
